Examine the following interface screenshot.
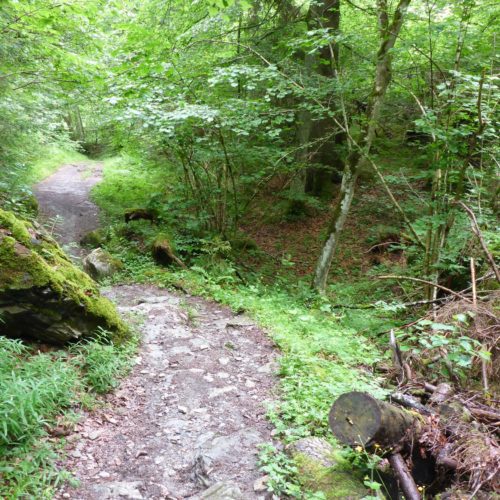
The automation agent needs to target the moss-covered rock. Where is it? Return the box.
[80,228,107,248]
[288,437,368,499]
[0,209,129,345]
[83,248,123,280]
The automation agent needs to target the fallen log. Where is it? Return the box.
[329,391,500,496]
[328,391,421,449]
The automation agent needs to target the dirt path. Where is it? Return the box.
[33,162,103,258]
[34,164,277,500]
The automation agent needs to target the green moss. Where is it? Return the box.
[294,452,367,499]
[80,228,107,248]
[0,209,129,343]
[0,209,32,245]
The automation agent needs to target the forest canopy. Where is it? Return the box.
[0,0,499,497]
[1,0,498,291]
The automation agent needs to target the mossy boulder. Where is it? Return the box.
[288,437,367,499]
[83,248,123,280]
[80,228,107,248]
[0,209,129,345]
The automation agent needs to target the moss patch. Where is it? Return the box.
[0,209,129,344]
[294,452,368,499]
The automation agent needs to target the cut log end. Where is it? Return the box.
[329,392,382,447]
[329,391,419,449]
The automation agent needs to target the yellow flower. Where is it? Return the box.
[355,446,363,453]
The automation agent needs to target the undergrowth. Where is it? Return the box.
[90,153,404,497]
[0,144,87,217]
[0,331,138,498]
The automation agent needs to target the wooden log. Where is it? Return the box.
[124,208,157,224]
[329,392,420,448]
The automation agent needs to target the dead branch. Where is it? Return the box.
[378,275,472,302]
[457,201,500,283]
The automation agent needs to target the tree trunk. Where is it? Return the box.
[304,0,344,196]
[313,0,412,292]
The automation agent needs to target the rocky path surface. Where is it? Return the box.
[34,162,102,258]
[34,163,278,499]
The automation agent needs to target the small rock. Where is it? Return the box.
[287,437,337,468]
[219,357,230,366]
[209,386,236,399]
[99,471,111,479]
[62,493,70,498]
[83,248,123,280]
[178,406,188,414]
[253,476,269,493]
[88,430,103,441]
[200,481,243,499]
[226,317,254,328]
[245,379,256,388]
[92,481,143,499]
[257,362,275,374]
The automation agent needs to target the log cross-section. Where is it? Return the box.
[328,391,419,449]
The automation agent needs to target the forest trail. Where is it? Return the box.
[34,163,103,258]
[34,163,277,500]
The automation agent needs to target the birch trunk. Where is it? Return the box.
[313,0,412,292]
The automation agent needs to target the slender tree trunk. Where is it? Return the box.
[313,0,412,292]
[305,0,343,196]
[291,52,314,197]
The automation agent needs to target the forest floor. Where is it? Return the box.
[35,163,278,500]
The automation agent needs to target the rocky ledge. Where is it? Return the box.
[0,209,128,344]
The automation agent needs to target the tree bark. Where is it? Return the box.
[313,0,411,292]
[329,391,420,448]
[388,453,422,500]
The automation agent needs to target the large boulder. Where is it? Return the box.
[83,248,123,280]
[0,209,129,345]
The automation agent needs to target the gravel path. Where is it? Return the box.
[34,164,278,500]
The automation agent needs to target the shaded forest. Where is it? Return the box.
[0,0,498,498]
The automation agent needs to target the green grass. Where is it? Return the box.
[91,154,170,219]
[27,145,88,184]
[0,332,138,498]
